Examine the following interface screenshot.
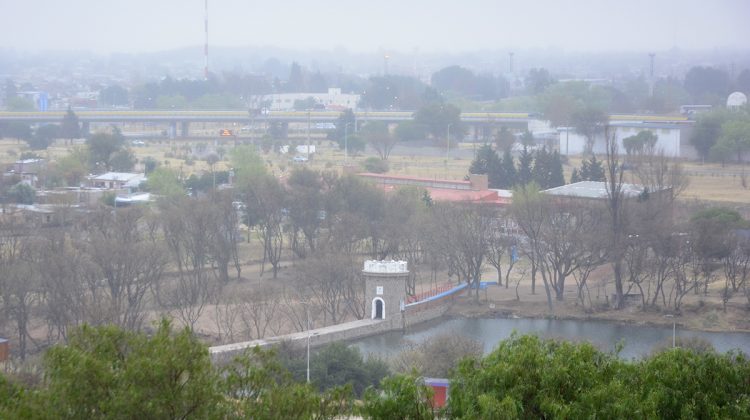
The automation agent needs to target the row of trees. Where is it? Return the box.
[469,145,565,189]
[2,323,748,419]
[691,107,750,163]
[0,108,81,150]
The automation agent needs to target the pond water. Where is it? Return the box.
[350,317,750,360]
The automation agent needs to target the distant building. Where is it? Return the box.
[268,88,360,111]
[558,121,692,158]
[542,181,672,203]
[8,158,45,188]
[358,173,510,206]
[89,172,146,191]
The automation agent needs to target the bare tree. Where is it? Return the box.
[212,297,240,343]
[245,174,286,278]
[296,251,360,324]
[238,289,282,340]
[159,198,219,330]
[485,213,518,288]
[84,206,167,331]
[511,185,554,310]
[603,127,629,309]
[432,203,492,302]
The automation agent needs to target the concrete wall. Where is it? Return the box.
[559,126,683,157]
[209,284,467,365]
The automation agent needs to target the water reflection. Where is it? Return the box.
[351,317,750,360]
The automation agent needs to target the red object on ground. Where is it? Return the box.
[424,377,449,408]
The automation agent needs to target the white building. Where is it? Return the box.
[268,88,360,111]
[89,172,146,191]
[558,122,690,157]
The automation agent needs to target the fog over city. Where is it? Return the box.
[1,0,749,53]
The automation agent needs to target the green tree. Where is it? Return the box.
[413,102,463,146]
[29,123,59,149]
[109,149,136,172]
[500,148,517,188]
[361,121,397,160]
[329,109,357,146]
[570,168,581,183]
[309,343,389,397]
[517,146,534,186]
[717,118,750,162]
[229,146,266,188]
[1,121,32,141]
[146,167,183,197]
[155,94,188,109]
[293,96,318,111]
[572,106,608,154]
[8,182,35,204]
[394,120,427,142]
[579,154,606,182]
[286,61,305,92]
[142,156,159,174]
[41,320,222,419]
[360,75,438,110]
[549,150,565,188]
[649,77,691,113]
[223,346,353,419]
[684,66,730,104]
[525,68,553,94]
[361,373,435,420]
[59,108,81,141]
[6,96,35,111]
[469,145,502,188]
[4,78,17,102]
[494,126,515,150]
[736,69,750,96]
[98,85,129,107]
[449,334,639,419]
[87,129,127,171]
[50,147,89,187]
[691,111,725,161]
[532,147,552,188]
[362,157,389,173]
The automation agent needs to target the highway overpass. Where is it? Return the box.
[0,110,689,138]
[0,110,689,124]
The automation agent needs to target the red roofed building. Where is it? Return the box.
[357,173,511,206]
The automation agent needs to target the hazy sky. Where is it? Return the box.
[1,0,748,54]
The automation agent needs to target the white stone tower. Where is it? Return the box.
[362,260,408,323]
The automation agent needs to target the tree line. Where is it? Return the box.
[1,322,748,419]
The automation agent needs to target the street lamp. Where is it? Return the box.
[299,300,312,383]
[306,110,311,160]
[665,314,676,348]
[446,123,452,160]
[344,121,353,164]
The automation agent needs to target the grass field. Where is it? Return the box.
[2,136,748,205]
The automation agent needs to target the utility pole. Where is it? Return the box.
[508,52,514,73]
[306,110,311,160]
[648,53,656,97]
[383,54,390,76]
[204,0,209,80]
[446,123,452,176]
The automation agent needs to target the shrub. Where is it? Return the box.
[362,157,389,173]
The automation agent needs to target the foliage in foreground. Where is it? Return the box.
[448,334,750,419]
[1,324,750,419]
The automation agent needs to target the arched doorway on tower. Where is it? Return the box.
[372,297,385,320]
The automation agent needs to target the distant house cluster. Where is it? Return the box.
[268,88,360,111]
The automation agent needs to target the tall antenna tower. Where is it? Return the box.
[204,0,209,80]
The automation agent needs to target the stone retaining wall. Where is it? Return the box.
[209,283,467,364]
